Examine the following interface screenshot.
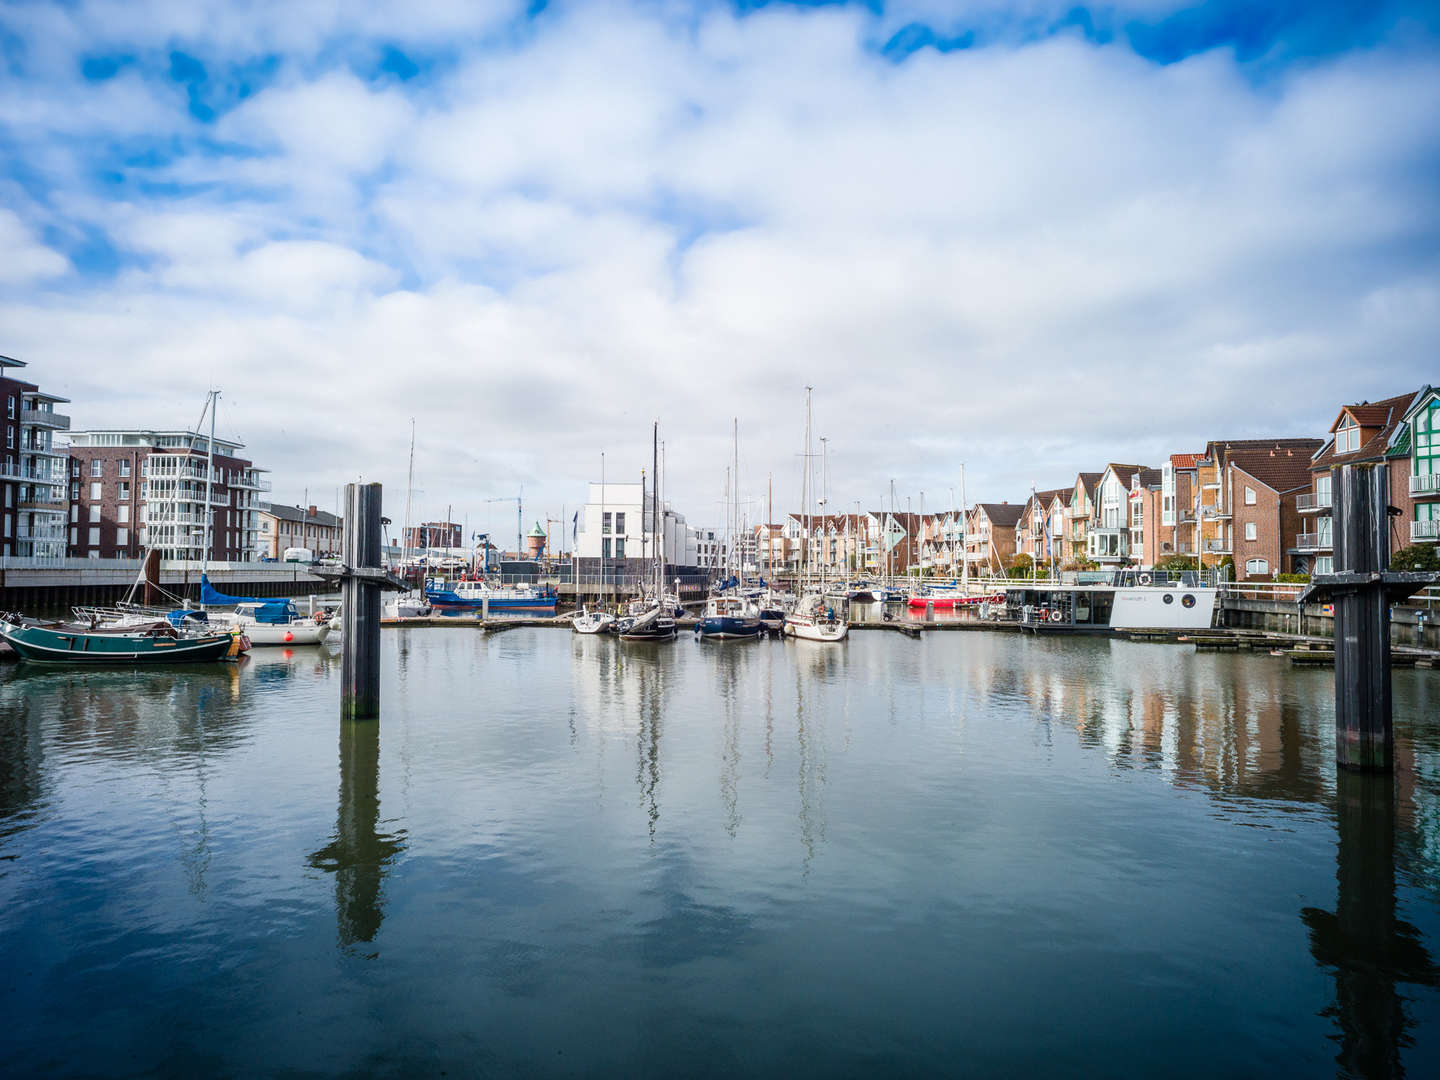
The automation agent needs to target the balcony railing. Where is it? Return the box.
[1411,474,1440,498]
[20,407,70,429]
[17,525,66,541]
[1203,539,1232,553]
[231,473,273,492]
[18,498,67,512]
[1296,491,1331,512]
[1295,533,1331,552]
[1412,519,1440,543]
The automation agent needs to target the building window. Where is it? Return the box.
[614,538,625,559]
[70,504,78,523]
[87,526,99,546]
[1244,522,1257,541]
[1244,486,1256,505]
[1337,419,1361,454]
[71,459,80,477]
[90,459,102,477]
[118,505,129,523]
[602,538,611,559]
[602,512,611,535]
[119,460,131,477]
[70,483,78,500]
[1417,400,1439,476]
[5,396,13,419]
[89,505,101,522]
[118,482,129,500]
[1245,558,1269,575]
[5,429,11,450]
[89,482,101,500]
[116,527,128,546]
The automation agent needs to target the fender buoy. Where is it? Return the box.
[1050,609,1063,622]
[284,630,294,642]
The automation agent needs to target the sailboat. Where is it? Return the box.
[386,420,432,620]
[617,422,678,642]
[784,389,848,643]
[573,450,616,635]
[698,419,761,640]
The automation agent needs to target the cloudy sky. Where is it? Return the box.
[2,0,1437,539]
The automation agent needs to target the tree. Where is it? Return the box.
[1008,553,1034,579]
[1153,554,1198,574]
[1391,544,1440,572]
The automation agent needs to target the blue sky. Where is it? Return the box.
[2,0,1438,528]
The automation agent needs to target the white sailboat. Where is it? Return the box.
[784,388,848,643]
[386,419,432,620]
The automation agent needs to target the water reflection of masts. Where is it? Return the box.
[1302,771,1436,1079]
[635,658,663,842]
[308,719,405,951]
[794,661,826,872]
[717,648,744,838]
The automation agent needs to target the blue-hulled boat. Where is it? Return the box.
[696,593,762,640]
[424,577,558,615]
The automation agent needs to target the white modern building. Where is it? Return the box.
[574,482,700,568]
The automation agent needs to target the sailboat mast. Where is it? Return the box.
[960,463,969,590]
[800,387,812,590]
[402,419,415,576]
[652,421,660,598]
[600,451,606,609]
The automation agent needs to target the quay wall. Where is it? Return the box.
[1220,597,1440,651]
[0,562,328,611]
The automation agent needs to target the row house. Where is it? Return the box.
[1,354,71,558]
[1194,438,1321,580]
[1086,465,1144,566]
[67,428,270,561]
[964,503,1023,575]
[1298,387,1439,572]
[1125,468,1162,567]
[753,522,790,576]
[257,503,343,560]
[1063,473,1102,564]
[1014,489,1068,568]
[920,510,965,575]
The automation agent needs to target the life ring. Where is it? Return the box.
[1138,572,1152,585]
[1049,609,1063,622]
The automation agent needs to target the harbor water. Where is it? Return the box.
[2,630,1439,1076]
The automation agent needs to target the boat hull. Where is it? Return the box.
[0,620,236,664]
[572,613,615,635]
[696,615,763,640]
[783,616,849,642]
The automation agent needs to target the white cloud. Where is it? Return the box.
[0,210,69,285]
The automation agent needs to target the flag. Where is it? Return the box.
[572,512,578,543]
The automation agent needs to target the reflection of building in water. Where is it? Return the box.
[0,691,45,841]
[308,720,405,949]
[793,657,828,870]
[1303,773,1437,1079]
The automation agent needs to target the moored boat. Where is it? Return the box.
[1003,572,1218,634]
[425,577,558,615]
[0,612,240,664]
[572,607,616,635]
[783,592,849,642]
[696,592,762,640]
[211,600,332,646]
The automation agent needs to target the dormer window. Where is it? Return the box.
[1337,417,1361,454]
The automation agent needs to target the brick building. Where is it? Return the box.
[66,429,270,560]
[1194,438,1322,579]
[257,503,343,559]
[1299,388,1436,572]
[404,521,462,551]
[1,354,71,558]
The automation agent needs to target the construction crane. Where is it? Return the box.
[480,489,523,559]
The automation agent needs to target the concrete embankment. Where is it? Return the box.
[0,562,330,611]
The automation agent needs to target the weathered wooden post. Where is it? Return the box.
[1301,463,1438,771]
[342,482,383,720]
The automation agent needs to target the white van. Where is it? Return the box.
[283,547,315,563]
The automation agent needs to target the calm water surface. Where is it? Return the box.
[2,629,1439,1077]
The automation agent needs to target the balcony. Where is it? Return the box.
[1203,539,1232,554]
[17,525,65,541]
[1411,474,1440,499]
[1296,491,1331,513]
[20,407,70,429]
[18,498,67,512]
[231,473,272,492]
[21,445,67,459]
[1294,533,1330,552]
[1412,519,1440,543]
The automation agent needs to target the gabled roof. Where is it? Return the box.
[1136,467,1162,487]
[1169,452,1202,469]
[1073,472,1102,502]
[975,502,1024,528]
[1104,463,1146,488]
[263,503,342,527]
[1228,442,1324,494]
[1312,390,1422,470]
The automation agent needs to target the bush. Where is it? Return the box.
[1276,572,1310,584]
[1392,544,1440,572]
[1153,554,1198,573]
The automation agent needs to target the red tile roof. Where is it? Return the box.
[1313,390,1423,470]
[1170,453,1202,468]
[1227,441,1325,493]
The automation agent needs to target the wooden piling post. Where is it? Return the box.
[1331,464,1392,771]
[341,482,383,721]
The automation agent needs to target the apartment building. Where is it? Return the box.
[1,354,71,558]
[1194,438,1322,578]
[67,428,269,560]
[1126,468,1163,568]
[1299,388,1435,572]
[965,503,1023,574]
[1014,489,1068,567]
[1086,465,1145,565]
[257,503,343,559]
[1063,473,1102,564]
